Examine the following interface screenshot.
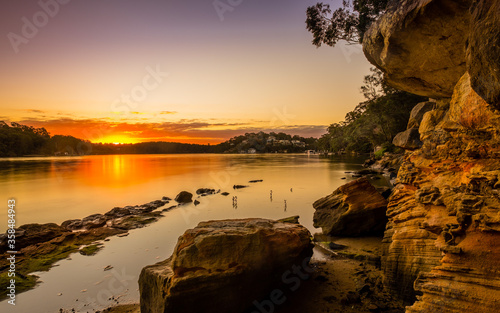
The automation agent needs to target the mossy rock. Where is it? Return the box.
[80,244,103,256]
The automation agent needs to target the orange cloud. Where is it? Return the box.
[15,117,326,144]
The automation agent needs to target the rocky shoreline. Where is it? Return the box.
[0,186,244,299]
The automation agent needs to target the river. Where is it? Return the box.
[0,153,368,312]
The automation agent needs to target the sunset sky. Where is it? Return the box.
[0,0,371,144]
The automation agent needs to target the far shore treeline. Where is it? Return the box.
[0,121,318,157]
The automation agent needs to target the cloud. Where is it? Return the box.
[15,117,326,144]
[159,111,177,115]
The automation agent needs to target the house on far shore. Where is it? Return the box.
[248,148,257,154]
[291,140,306,148]
[267,136,276,144]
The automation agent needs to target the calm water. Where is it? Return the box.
[0,154,367,312]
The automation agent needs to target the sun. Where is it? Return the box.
[93,135,139,145]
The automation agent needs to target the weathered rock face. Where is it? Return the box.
[393,128,423,150]
[363,0,500,311]
[313,178,388,236]
[363,0,471,98]
[467,0,500,107]
[407,102,436,129]
[139,218,312,313]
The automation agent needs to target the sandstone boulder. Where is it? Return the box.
[313,178,388,236]
[139,218,312,313]
[407,102,436,129]
[392,128,423,150]
[363,0,471,98]
[174,191,193,203]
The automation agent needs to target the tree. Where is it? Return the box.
[306,0,389,47]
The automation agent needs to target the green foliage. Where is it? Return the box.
[318,68,427,154]
[306,0,389,47]
[0,122,50,157]
[217,131,318,154]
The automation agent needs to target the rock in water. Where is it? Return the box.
[139,218,312,313]
[196,188,215,195]
[1,223,65,250]
[174,191,193,203]
[313,177,388,236]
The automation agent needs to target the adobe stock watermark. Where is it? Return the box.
[110,64,169,115]
[270,106,295,127]
[213,0,244,21]
[75,267,135,312]
[7,0,72,54]
[340,43,362,64]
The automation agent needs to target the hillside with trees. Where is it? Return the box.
[0,122,318,157]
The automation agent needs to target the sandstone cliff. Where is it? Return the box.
[363,0,500,311]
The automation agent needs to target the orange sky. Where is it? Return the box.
[0,0,371,144]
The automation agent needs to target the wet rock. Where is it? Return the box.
[104,207,134,219]
[2,223,66,250]
[196,188,215,195]
[162,205,177,212]
[313,178,388,236]
[61,219,83,231]
[277,215,300,224]
[233,185,249,189]
[193,200,200,206]
[111,213,161,230]
[82,214,107,229]
[174,191,193,203]
[221,192,230,196]
[249,179,263,183]
[139,218,312,313]
[162,196,171,201]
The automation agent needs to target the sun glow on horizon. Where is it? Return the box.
[94,135,140,145]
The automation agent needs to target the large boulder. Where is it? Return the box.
[313,178,388,236]
[363,0,471,98]
[467,0,500,107]
[139,218,312,313]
